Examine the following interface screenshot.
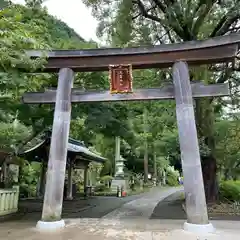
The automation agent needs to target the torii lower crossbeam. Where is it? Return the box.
[23,83,229,104]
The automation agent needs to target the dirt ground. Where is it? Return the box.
[1,218,240,240]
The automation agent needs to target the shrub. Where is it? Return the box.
[219,180,240,202]
[143,181,152,188]
[127,172,144,189]
[166,173,179,186]
[166,167,179,186]
[100,175,113,188]
[94,183,107,192]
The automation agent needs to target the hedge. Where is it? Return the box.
[219,180,240,202]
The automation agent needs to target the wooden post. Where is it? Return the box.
[162,170,166,185]
[67,159,73,200]
[2,162,7,185]
[41,68,74,222]
[173,61,209,225]
[83,165,88,197]
[38,162,46,197]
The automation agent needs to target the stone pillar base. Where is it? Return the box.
[183,222,215,234]
[36,219,65,232]
[66,196,73,200]
[111,179,128,193]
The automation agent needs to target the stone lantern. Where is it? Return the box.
[115,155,126,179]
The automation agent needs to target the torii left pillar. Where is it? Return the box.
[36,68,74,231]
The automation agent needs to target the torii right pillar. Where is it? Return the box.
[173,61,215,234]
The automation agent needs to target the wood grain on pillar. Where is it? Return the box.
[41,68,74,221]
[173,61,209,225]
[67,159,73,200]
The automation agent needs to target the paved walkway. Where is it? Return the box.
[102,187,181,220]
[15,194,144,221]
[1,187,240,239]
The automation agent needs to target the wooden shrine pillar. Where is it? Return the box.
[40,68,74,223]
[83,164,88,196]
[2,162,7,185]
[37,161,46,197]
[66,159,73,200]
[173,62,209,226]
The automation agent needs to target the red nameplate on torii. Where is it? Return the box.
[109,64,133,94]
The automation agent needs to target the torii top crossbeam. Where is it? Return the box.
[26,34,240,72]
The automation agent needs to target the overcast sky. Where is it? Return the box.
[12,0,99,41]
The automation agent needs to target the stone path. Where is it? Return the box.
[16,194,143,221]
[151,190,186,220]
[102,187,181,220]
[1,186,240,239]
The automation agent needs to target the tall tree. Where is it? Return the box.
[83,0,240,202]
[143,107,149,182]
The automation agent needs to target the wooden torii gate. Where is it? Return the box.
[23,34,240,232]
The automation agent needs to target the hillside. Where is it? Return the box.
[13,3,85,48]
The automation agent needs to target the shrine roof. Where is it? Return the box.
[19,134,106,163]
[25,34,240,72]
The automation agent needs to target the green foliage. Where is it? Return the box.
[0,2,132,152]
[0,121,30,150]
[166,173,178,186]
[0,5,48,73]
[215,119,240,180]
[19,161,41,197]
[166,167,179,186]
[100,175,113,187]
[126,171,143,190]
[219,181,240,202]
[0,2,88,154]
[94,183,107,192]
[94,191,116,196]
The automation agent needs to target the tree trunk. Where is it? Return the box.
[223,169,232,180]
[153,152,157,179]
[153,151,157,186]
[195,97,219,203]
[202,155,218,203]
[143,107,148,183]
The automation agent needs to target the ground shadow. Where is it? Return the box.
[150,191,186,220]
[2,194,141,222]
[150,191,240,221]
